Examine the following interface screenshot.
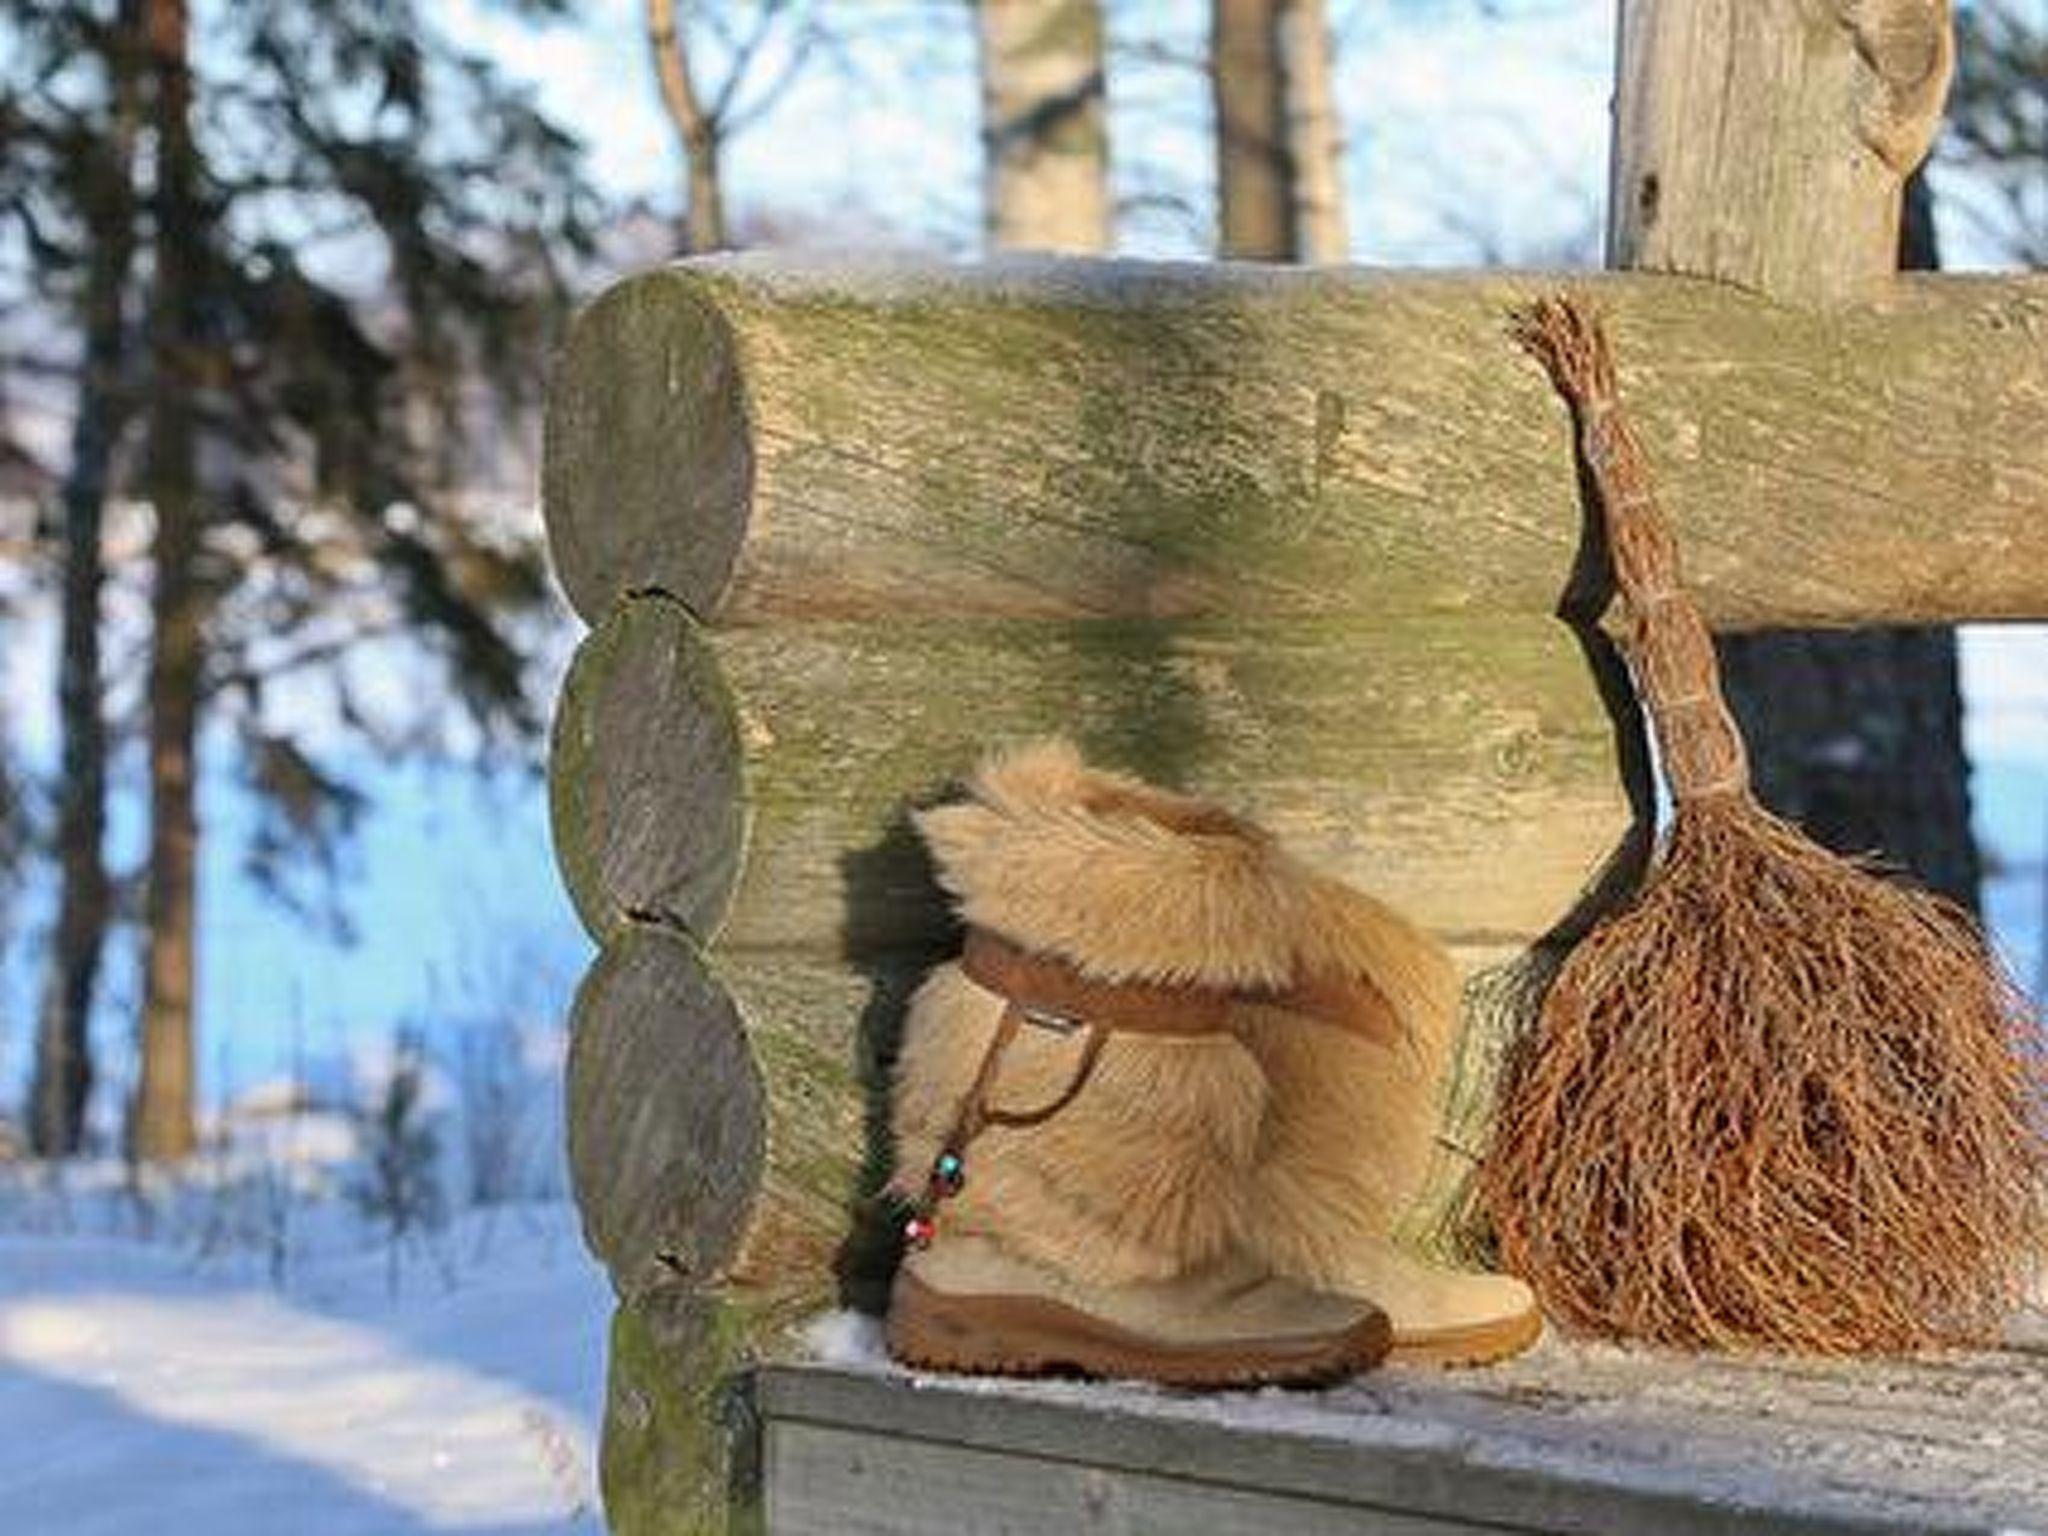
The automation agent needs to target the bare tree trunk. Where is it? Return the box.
[134,0,202,1162]
[29,2,143,1158]
[647,0,729,253]
[1212,0,1293,260]
[975,0,1112,253]
[1276,0,1346,262]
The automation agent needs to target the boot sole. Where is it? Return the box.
[888,1273,1393,1389]
[1389,1304,1544,1369]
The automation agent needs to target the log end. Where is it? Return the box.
[550,594,746,943]
[544,267,754,624]
[568,926,766,1301]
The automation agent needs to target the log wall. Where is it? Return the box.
[543,257,2048,1534]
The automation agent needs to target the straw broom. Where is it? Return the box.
[1482,295,2046,1353]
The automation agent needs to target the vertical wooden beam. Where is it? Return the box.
[1610,0,1952,304]
[1608,0,1979,913]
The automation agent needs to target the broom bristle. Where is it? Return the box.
[1483,294,2048,1353]
[1484,799,2046,1352]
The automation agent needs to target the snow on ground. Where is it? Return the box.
[0,1192,609,1536]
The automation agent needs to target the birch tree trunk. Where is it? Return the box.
[1277,0,1346,262]
[134,0,204,1162]
[29,3,142,1158]
[975,0,1112,253]
[1212,0,1293,259]
[1608,0,1978,910]
[647,0,729,253]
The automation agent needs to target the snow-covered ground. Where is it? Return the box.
[0,1152,609,1534]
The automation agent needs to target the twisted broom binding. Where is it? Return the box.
[1511,297,1750,804]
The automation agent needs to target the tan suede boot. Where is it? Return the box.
[885,743,1395,1388]
[886,956,1388,1387]
[1233,908,1542,1366]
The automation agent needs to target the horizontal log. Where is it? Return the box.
[543,257,2048,630]
[550,606,1638,958]
[550,594,744,942]
[567,926,766,1300]
[713,949,930,1316]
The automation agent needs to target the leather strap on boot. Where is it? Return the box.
[899,926,1399,1250]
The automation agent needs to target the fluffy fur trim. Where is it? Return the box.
[915,739,1459,1051]
[892,963,1266,1286]
[1235,1003,1453,1281]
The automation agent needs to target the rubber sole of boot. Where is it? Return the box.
[1388,1304,1545,1369]
[888,1273,1393,1389]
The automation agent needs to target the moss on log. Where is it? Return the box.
[550,608,1637,959]
[601,1293,764,1536]
[544,258,2048,630]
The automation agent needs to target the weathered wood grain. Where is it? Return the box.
[551,595,746,943]
[771,1420,1492,1535]
[568,925,767,1301]
[1611,0,1951,302]
[543,258,2048,630]
[545,275,753,621]
[552,611,1637,958]
[758,1354,2048,1534]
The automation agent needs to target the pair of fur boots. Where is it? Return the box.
[885,741,1539,1388]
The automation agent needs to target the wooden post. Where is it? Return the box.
[1610,0,1981,907]
[1610,0,1952,304]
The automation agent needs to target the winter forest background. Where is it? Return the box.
[5,0,2044,1167]
[0,1,2042,1529]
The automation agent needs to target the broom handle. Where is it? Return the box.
[1578,401,1754,806]
[1521,298,1752,805]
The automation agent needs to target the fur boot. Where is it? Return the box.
[887,742,1389,1384]
[886,740,1538,1380]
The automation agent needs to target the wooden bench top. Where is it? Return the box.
[758,1324,2048,1535]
